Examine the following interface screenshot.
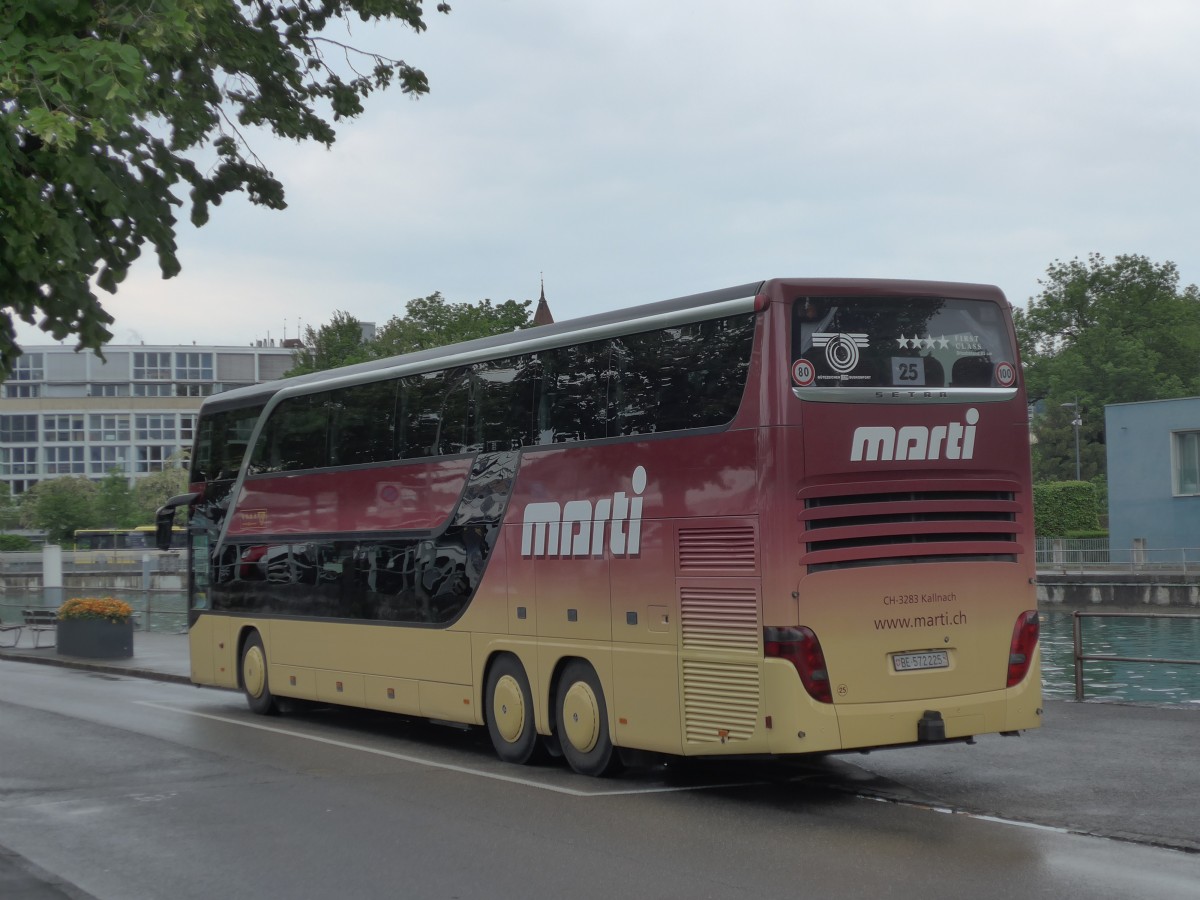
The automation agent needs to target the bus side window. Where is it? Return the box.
[397,372,444,459]
[474,356,538,451]
[614,329,681,434]
[329,380,398,466]
[437,369,474,456]
[613,315,754,435]
[252,393,331,473]
[537,343,608,444]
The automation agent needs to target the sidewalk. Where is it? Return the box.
[2,631,1198,859]
[0,629,192,684]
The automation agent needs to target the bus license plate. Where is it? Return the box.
[893,651,949,672]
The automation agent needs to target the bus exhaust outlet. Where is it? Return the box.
[917,710,946,742]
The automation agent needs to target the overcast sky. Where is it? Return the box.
[17,0,1200,349]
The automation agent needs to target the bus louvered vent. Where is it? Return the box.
[680,586,760,652]
[800,480,1023,573]
[677,525,757,573]
[682,660,760,744]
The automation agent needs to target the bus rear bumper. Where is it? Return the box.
[763,658,1043,755]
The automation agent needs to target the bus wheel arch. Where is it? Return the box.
[483,652,544,765]
[552,658,622,777]
[239,628,279,716]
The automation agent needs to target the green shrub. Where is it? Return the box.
[0,533,33,551]
[1033,481,1100,537]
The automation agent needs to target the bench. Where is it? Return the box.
[0,609,58,649]
[24,608,58,647]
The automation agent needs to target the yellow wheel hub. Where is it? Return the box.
[561,681,600,754]
[493,674,526,744]
[243,645,266,699]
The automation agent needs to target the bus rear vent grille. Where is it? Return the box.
[680,586,760,652]
[677,525,757,574]
[682,659,759,744]
[800,483,1023,573]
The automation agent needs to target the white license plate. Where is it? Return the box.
[893,650,950,672]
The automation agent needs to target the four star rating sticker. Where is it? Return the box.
[897,335,950,350]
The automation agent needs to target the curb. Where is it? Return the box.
[0,648,192,685]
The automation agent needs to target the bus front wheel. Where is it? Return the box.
[241,632,279,716]
[554,660,621,777]
[485,654,543,765]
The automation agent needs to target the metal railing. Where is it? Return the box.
[1071,610,1200,701]
[0,550,184,575]
[1037,539,1200,575]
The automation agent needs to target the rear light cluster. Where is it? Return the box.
[764,626,832,703]
[1006,610,1040,687]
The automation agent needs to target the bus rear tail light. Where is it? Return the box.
[765,626,833,704]
[1006,610,1039,687]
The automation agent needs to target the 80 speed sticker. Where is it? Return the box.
[792,358,816,386]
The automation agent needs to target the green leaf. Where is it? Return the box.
[0,0,448,379]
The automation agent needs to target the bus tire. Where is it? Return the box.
[485,654,543,765]
[554,660,622,777]
[241,631,279,716]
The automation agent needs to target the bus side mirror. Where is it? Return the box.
[155,492,201,550]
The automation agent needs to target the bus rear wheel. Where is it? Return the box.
[554,660,622,777]
[485,654,543,765]
[241,632,279,716]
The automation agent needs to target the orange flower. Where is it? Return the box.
[58,597,134,624]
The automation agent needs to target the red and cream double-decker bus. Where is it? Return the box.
[159,278,1041,776]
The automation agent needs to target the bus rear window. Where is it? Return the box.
[791,296,1017,391]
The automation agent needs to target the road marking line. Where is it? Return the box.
[135,701,770,797]
[857,794,1071,834]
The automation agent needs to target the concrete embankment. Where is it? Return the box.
[1038,572,1200,609]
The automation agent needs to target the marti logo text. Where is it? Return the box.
[851,409,979,462]
[521,467,647,558]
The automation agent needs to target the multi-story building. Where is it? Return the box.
[1106,396,1200,559]
[0,343,296,494]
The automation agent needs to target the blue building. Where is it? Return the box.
[1106,397,1200,559]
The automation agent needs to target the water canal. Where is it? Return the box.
[1039,609,1200,704]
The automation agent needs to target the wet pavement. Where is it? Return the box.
[2,631,1197,896]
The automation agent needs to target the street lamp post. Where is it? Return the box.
[1061,399,1082,480]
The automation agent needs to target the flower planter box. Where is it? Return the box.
[57,618,134,659]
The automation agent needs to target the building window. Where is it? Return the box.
[45,446,85,475]
[90,446,131,476]
[0,415,38,443]
[4,384,40,398]
[43,414,85,442]
[12,353,43,381]
[180,415,196,442]
[89,414,131,442]
[6,479,37,495]
[93,383,127,397]
[133,352,172,380]
[132,383,174,397]
[0,447,38,476]
[135,414,176,441]
[1174,431,1200,495]
[175,382,214,397]
[175,352,214,381]
[136,445,176,473]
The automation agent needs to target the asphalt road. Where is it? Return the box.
[1,660,1197,900]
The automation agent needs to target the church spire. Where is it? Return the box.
[533,274,554,325]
